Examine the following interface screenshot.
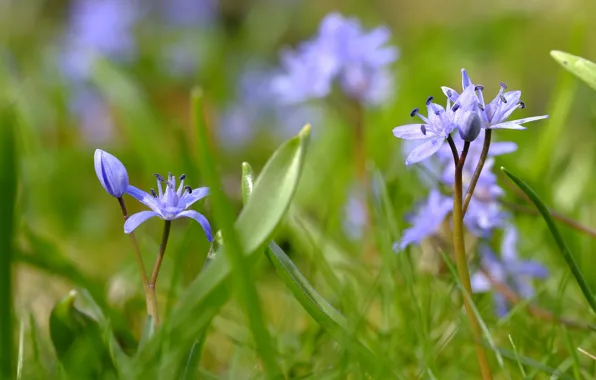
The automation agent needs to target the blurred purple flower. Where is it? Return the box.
[343,191,367,240]
[126,173,212,241]
[218,65,321,147]
[60,0,140,81]
[59,0,141,142]
[395,189,452,251]
[442,69,549,131]
[157,0,217,27]
[272,12,399,105]
[471,227,549,316]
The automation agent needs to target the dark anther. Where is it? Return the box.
[420,125,427,135]
[410,107,419,117]
[180,174,187,180]
[478,104,485,111]
[154,173,165,182]
[451,104,460,112]
[475,85,484,91]
[150,189,158,198]
[446,89,453,97]
[184,185,193,194]
[500,94,507,104]
[519,101,526,109]
[425,96,434,105]
[500,81,508,89]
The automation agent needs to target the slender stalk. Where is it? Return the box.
[447,135,460,166]
[351,99,375,260]
[117,197,158,321]
[462,129,492,215]
[147,220,172,326]
[452,142,492,379]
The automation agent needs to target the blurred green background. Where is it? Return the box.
[3,0,596,378]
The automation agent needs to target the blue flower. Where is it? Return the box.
[395,190,452,251]
[272,12,398,105]
[471,227,549,316]
[442,69,549,130]
[393,96,459,165]
[125,173,212,241]
[94,149,129,198]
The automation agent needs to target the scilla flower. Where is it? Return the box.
[94,149,129,198]
[442,69,549,130]
[125,173,212,241]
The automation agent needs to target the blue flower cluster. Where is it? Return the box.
[272,12,399,105]
[392,69,549,315]
[58,0,216,141]
[94,149,212,242]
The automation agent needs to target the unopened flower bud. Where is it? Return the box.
[458,112,482,142]
[94,149,129,198]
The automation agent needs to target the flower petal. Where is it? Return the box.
[176,210,213,242]
[441,86,459,102]
[124,211,159,234]
[499,115,550,127]
[488,123,527,130]
[392,124,432,140]
[489,142,517,156]
[493,91,522,122]
[126,185,162,214]
[405,136,445,165]
[180,187,210,209]
[471,272,491,292]
[515,261,549,278]
[461,68,472,89]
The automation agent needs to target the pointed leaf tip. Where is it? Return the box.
[550,50,596,91]
[299,124,311,139]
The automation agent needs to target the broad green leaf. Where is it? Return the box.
[191,90,282,377]
[551,51,596,91]
[0,105,16,379]
[502,167,596,313]
[49,290,117,378]
[132,92,311,376]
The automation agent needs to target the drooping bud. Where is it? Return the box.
[458,112,482,142]
[94,149,129,198]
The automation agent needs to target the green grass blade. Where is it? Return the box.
[241,163,394,376]
[0,105,17,379]
[266,242,398,378]
[502,167,596,314]
[191,89,282,377]
[17,319,24,380]
[551,51,596,91]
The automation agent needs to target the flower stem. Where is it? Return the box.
[452,142,492,380]
[117,197,156,320]
[147,220,172,326]
[462,129,492,215]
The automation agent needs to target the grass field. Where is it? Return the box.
[3,1,596,378]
